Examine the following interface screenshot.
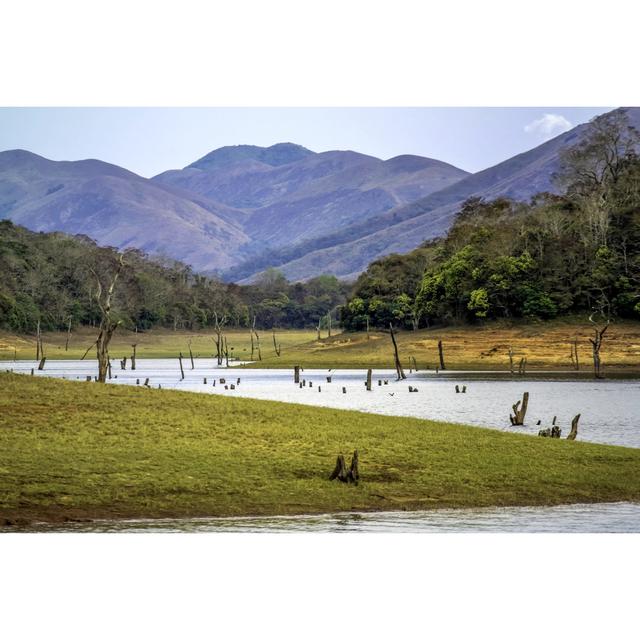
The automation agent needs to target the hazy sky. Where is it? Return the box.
[0,107,611,177]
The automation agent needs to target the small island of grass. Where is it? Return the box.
[1,372,639,526]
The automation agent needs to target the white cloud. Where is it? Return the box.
[524,113,573,141]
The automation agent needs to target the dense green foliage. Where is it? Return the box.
[340,247,434,330]
[342,111,640,328]
[0,223,347,332]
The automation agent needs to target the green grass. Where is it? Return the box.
[1,372,640,525]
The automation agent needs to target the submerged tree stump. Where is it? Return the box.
[509,391,529,425]
[366,368,372,391]
[329,450,359,484]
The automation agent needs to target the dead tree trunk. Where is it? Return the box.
[250,327,255,360]
[294,365,300,384]
[589,313,609,379]
[570,338,580,371]
[65,317,72,351]
[366,368,372,391]
[272,329,281,357]
[438,340,446,370]
[327,312,332,338]
[91,254,125,383]
[38,356,46,370]
[131,343,137,370]
[213,312,227,366]
[567,414,580,441]
[254,329,262,361]
[329,450,359,484]
[188,339,195,369]
[36,320,41,361]
[178,352,185,380]
[509,391,529,425]
[518,357,527,375]
[316,319,321,341]
[389,323,406,380]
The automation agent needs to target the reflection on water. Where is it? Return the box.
[3,359,640,448]
[16,502,640,533]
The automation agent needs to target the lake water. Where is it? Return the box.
[13,502,640,533]
[3,359,639,448]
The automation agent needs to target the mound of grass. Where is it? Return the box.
[1,372,640,525]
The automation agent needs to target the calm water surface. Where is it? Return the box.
[3,359,639,448]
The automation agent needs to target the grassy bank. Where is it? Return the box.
[3,318,640,371]
[1,372,640,525]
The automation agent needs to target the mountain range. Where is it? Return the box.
[1,107,637,282]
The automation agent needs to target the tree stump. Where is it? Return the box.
[366,369,372,391]
[567,414,580,440]
[538,426,562,438]
[509,392,529,425]
[329,451,359,484]
[294,366,300,384]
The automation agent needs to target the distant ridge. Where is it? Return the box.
[188,142,314,170]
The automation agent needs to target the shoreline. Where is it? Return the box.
[5,499,640,531]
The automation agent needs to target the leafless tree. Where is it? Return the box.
[90,254,125,383]
[589,307,610,379]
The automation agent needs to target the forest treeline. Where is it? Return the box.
[2,111,639,335]
[0,222,348,332]
[342,111,640,329]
